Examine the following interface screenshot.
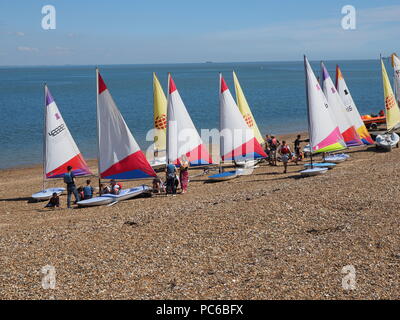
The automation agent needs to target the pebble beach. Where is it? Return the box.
[0,132,399,300]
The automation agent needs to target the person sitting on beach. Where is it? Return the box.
[83,179,94,199]
[278,140,291,174]
[152,176,164,193]
[77,186,84,201]
[64,166,80,208]
[100,183,110,195]
[45,192,60,209]
[109,179,122,195]
[166,162,177,194]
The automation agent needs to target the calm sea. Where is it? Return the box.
[0,60,389,169]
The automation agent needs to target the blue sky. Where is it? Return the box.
[0,0,399,65]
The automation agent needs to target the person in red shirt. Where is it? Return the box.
[278,140,292,174]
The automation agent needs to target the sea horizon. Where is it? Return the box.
[0,59,391,169]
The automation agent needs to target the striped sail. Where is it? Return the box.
[219,74,266,161]
[381,59,400,131]
[166,73,213,166]
[153,72,167,153]
[336,65,374,145]
[233,71,264,145]
[321,62,362,147]
[97,69,156,179]
[304,57,346,153]
[44,85,92,179]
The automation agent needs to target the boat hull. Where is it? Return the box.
[300,167,328,176]
[208,171,238,181]
[77,186,151,207]
[31,187,65,201]
[376,133,400,151]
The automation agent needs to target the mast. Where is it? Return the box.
[304,56,313,167]
[43,83,47,191]
[96,67,102,194]
[166,72,170,165]
[219,73,223,173]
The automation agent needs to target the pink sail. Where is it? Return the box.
[219,74,266,161]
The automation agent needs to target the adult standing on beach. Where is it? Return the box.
[64,166,80,208]
[278,141,291,174]
[270,136,280,166]
[293,134,305,165]
[179,159,189,194]
[264,134,271,161]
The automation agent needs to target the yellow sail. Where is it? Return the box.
[233,71,264,145]
[153,72,167,152]
[381,59,400,131]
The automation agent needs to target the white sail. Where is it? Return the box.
[336,65,374,145]
[44,85,91,178]
[219,74,266,161]
[393,54,400,106]
[321,62,362,147]
[166,73,212,166]
[97,69,156,180]
[304,57,346,153]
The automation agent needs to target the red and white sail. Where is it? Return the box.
[219,74,266,161]
[166,73,213,166]
[44,85,92,178]
[97,69,156,179]
[321,62,362,147]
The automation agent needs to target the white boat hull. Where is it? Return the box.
[77,185,151,207]
[31,187,65,201]
[376,133,399,151]
[300,167,328,176]
[234,159,261,168]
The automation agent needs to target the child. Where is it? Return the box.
[83,179,94,199]
[45,193,60,209]
[77,187,84,201]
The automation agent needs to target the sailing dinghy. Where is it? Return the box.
[321,62,362,148]
[32,85,92,201]
[376,58,400,151]
[233,71,265,167]
[77,69,156,207]
[301,57,346,177]
[149,72,167,169]
[166,73,213,166]
[336,65,375,145]
[208,74,266,181]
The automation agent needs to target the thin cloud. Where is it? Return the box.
[17,46,39,52]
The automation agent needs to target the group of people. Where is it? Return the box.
[45,135,304,208]
[45,166,123,209]
[264,134,307,173]
[152,159,190,195]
